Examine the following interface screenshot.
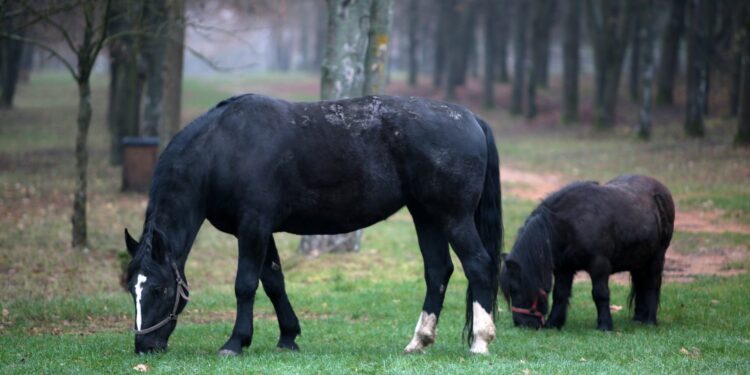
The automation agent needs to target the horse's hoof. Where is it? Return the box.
[218,349,241,356]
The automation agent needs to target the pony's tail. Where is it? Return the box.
[629,191,675,309]
[464,116,503,346]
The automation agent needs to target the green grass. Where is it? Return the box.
[1,72,749,374]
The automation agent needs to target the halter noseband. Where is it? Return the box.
[510,288,547,325]
[133,261,190,335]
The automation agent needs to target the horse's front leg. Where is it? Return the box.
[588,257,613,331]
[219,220,269,356]
[545,271,574,329]
[261,235,301,350]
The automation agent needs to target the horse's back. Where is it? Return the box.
[190,94,489,234]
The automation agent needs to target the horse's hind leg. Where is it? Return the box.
[404,206,453,353]
[444,217,496,354]
[631,255,664,325]
[219,218,269,356]
[261,235,301,350]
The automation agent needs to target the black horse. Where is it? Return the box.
[124,94,502,355]
[499,175,674,331]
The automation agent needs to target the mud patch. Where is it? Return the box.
[574,246,748,285]
[675,209,750,235]
[500,165,565,202]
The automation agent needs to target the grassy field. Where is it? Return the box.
[1,72,749,374]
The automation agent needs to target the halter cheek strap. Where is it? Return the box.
[510,289,547,325]
[133,262,190,335]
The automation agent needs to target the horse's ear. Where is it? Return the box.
[125,229,139,257]
[150,230,169,263]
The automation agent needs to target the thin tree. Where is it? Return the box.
[684,0,714,137]
[483,0,496,108]
[494,0,510,83]
[527,0,549,119]
[735,2,750,145]
[2,0,113,249]
[162,0,185,139]
[140,0,167,137]
[629,4,641,102]
[445,0,477,101]
[562,0,580,124]
[656,0,686,105]
[510,0,528,115]
[407,0,419,86]
[585,0,634,129]
[0,2,25,109]
[637,0,656,140]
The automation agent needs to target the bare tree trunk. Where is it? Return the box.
[407,0,419,86]
[483,0,496,108]
[72,78,92,249]
[527,0,548,118]
[562,0,580,124]
[495,0,510,83]
[637,0,655,140]
[510,0,528,115]
[685,0,712,137]
[629,5,641,102]
[536,0,555,88]
[141,0,167,138]
[656,0,686,105]
[162,0,184,140]
[433,0,453,88]
[0,5,24,109]
[735,4,750,145]
[446,0,476,101]
[313,1,327,70]
[108,0,142,165]
[363,0,393,95]
[585,0,633,129]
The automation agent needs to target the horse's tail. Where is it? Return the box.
[464,116,503,346]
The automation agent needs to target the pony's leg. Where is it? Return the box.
[632,255,664,325]
[219,219,269,356]
[545,271,574,329]
[404,207,452,353]
[588,257,613,331]
[261,235,301,350]
[444,218,496,354]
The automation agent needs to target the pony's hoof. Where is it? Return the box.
[276,341,300,351]
[218,349,241,356]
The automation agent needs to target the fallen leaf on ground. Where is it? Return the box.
[610,305,623,312]
[710,299,719,306]
[133,364,149,372]
[522,368,531,375]
[679,347,700,358]
[2,308,8,317]
[579,357,587,362]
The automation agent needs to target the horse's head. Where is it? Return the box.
[500,258,549,329]
[124,228,189,354]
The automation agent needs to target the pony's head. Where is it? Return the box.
[124,228,189,354]
[499,212,555,329]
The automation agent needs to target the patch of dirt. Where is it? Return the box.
[575,246,748,285]
[501,165,565,202]
[675,210,750,235]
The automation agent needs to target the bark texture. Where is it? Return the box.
[656,0,686,105]
[562,0,580,123]
[162,0,185,140]
[510,0,528,115]
[637,0,656,140]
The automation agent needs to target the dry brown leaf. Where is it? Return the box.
[2,308,8,317]
[609,305,623,312]
[133,364,149,372]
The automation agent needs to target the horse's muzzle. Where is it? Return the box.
[135,337,168,354]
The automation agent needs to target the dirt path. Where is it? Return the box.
[500,165,749,283]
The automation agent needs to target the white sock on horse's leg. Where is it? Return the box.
[404,311,437,353]
[469,302,496,354]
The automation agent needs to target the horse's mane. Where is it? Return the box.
[507,209,556,296]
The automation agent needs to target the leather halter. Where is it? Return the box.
[510,288,547,325]
[133,262,190,335]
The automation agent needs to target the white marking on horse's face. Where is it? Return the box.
[135,274,147,330]
[470,301,496,354]
[404,311,438,353]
